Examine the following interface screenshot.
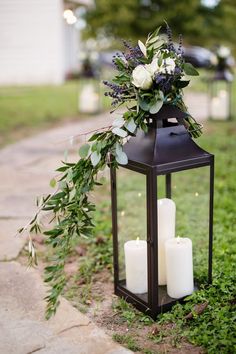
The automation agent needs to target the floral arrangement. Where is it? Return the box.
[104,25,201,138]
[19,25,202,319]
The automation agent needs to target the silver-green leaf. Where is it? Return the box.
[91,151,101,166]
[125,118,136,133]
[112,117,125,128]
[112,127,128,138]
[149,100,163,114]
[115,151,128,165]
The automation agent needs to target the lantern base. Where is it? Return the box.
[115,280,198,319]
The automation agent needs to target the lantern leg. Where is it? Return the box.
[166,174,171,198]
[110,167,119,289]
[147,170,158,315]
[208,159,214,284]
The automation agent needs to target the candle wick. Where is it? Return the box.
[136,237,140,245]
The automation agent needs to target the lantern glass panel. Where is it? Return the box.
[116,168,148,300]
[209,81,230,120]
[170,166,210,284]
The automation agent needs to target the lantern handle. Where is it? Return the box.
[148,104,188,128]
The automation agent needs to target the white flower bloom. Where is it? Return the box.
[159,57,176,74]
[145,58,159,77]
[217,46,230,59]
[132,65,153,90]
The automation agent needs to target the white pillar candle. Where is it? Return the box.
[157,198,176,285]
[124,239,147,294]
[165,237,194,299]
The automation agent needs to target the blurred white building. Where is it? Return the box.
[0,0,92,85]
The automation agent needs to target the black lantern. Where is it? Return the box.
[110,105,214,319]
[208,70,233,121]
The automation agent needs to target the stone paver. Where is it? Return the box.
[0,95,207,353]
[0,262,131,354]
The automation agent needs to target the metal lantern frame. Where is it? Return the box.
[110,105,214,319]
[208,70,233,121]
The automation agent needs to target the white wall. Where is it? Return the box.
[0,0,65,85]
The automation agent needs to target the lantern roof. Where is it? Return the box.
[123,105,213,174]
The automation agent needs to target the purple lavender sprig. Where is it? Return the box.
[166,24,175,53]
[155,73,174,94]
[177,34,183,56]
[122,40,144,66]
[103,80,125,106]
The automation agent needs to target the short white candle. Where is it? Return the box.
[157,198,176,285]
[165,237,194,299]
[124,239,147,294]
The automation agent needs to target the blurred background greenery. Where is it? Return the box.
[84,0,236,51]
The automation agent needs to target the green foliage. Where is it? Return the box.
[64,201,113,307]
[112,297,153,327]
[183,63,199,76]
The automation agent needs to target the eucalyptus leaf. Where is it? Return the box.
[112,117,125,128]
[183,63,199,76]
[91,151,101,166]
[79,144,90,159]
[115,151,128,165]
[139,99,151,111]
[112,127,128,138]
[115,142,123,155]
[125,118,136,133]
[149,100,163,114]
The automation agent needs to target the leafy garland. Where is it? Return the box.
[19,25,202,319]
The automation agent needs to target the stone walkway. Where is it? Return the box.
[0,93,207,354]
[0,112,132,354]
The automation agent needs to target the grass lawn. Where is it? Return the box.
[0,80,109,147]
[21,119,236,354]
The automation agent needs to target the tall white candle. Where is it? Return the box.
[124,239,147,294]
[165,237,194,299]
[157,198,176,285]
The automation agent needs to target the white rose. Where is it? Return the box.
[159,57,176,74]
[145,58,159,77]
[132,65,153,90]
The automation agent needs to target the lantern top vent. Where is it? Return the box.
[123,105,213,174]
